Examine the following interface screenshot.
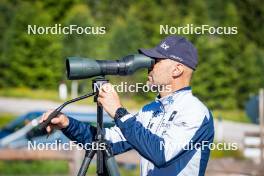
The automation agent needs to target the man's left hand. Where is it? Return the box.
[98,83,122,118]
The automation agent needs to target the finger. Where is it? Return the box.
[97,101,102,106]
[98,92,105,98]
[101,83,111,92]
[51,117,61,124]
[101,84,108,92]
[40,113,48,123]
[97,97,102,103]
[50,124,59,130]
[46,124,57,133]
[98,89,106,97]
[97,97,103,105]
[41,109,54,121]
[103,83,114,93]
[99,86,106,93]
[46,125,51,133]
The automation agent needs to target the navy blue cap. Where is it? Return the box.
[138,35,198,70]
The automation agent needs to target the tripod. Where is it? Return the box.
[38,77,120,176]
[77,77,120,176]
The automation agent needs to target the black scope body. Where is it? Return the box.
[66,54,155,80]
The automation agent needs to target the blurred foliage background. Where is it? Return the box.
[0,0,263,111]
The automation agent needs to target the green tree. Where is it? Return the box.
[0,1,63,88]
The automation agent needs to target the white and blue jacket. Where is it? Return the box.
[62,87,214,176]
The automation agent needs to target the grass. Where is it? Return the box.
[0,149,243,175]
[0,161,140,175]
[0,113,16,128]
[0,87,60,101]
[210,148,244,159]
[211,109,250,123]
[0,160,68,175]
[87,164,140,176]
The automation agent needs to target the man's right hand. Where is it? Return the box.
[39,110,69,133]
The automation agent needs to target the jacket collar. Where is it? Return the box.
[155,86,192,110]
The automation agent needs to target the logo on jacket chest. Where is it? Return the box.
[168,111,177,121]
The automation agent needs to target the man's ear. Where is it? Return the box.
[172,63,184,78]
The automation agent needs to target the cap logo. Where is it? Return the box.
[160,42,170,50]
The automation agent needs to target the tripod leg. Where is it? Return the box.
[104,149,120,176]
[97,148,105,175]
[105,156,121,176]
[77,149,96,176]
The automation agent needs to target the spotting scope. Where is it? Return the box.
[66,54,155,80]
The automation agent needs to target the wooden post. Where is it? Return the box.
[259,89,264,165]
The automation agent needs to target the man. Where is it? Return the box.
[41,35,214,176]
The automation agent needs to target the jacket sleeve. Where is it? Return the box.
[103,125,133,155]
[114,110,214,168]
[61,117,97,145]
[62,117,132,155]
